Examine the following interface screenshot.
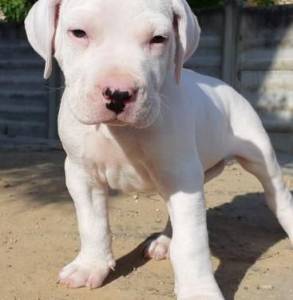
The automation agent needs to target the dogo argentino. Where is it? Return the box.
[25,0,293,299]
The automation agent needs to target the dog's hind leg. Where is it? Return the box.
[231,110,293,244]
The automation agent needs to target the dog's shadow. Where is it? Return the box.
[209,192,286,299]
[105,192,288,300]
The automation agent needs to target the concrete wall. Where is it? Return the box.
[190,5,293,134]
[0,24,48,141]
[236,6,293,132]
[0,24,60,145]
[185,9,224,79]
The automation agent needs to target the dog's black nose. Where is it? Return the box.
[104,88,132,102]
[103,88,134,114]
[103,88,132,103]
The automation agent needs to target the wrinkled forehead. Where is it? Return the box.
[60,0,173,27]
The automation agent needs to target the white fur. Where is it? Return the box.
[25,0,293,299]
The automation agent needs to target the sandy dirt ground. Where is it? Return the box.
[0,151,293,300]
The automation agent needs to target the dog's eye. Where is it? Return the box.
[150,35,167,44]
[71,29,87,38]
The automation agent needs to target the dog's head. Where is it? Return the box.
[25,0,200,128]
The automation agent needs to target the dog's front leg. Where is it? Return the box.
[168,190,223,300]
[58,157,115,289]
[158,167,224,300]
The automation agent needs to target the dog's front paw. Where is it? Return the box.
[144,234,170,260]
[58,257,115,289]
[176,279,224,300]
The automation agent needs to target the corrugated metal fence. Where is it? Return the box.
[0,3,292,150]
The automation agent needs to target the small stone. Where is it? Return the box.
[133,194,139,200]
[258,284,274,290]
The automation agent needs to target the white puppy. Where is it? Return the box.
[25,0,293,299]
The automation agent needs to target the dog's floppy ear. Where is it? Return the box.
[172,0,201,83]
[25,0,61,79]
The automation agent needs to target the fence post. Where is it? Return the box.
[222,0,240,87]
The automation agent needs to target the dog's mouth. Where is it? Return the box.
[103,119,128,127]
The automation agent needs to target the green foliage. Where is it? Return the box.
[250,0,275,5]
[0,0,35,23]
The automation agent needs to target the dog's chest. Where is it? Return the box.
[83,128,153,192]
